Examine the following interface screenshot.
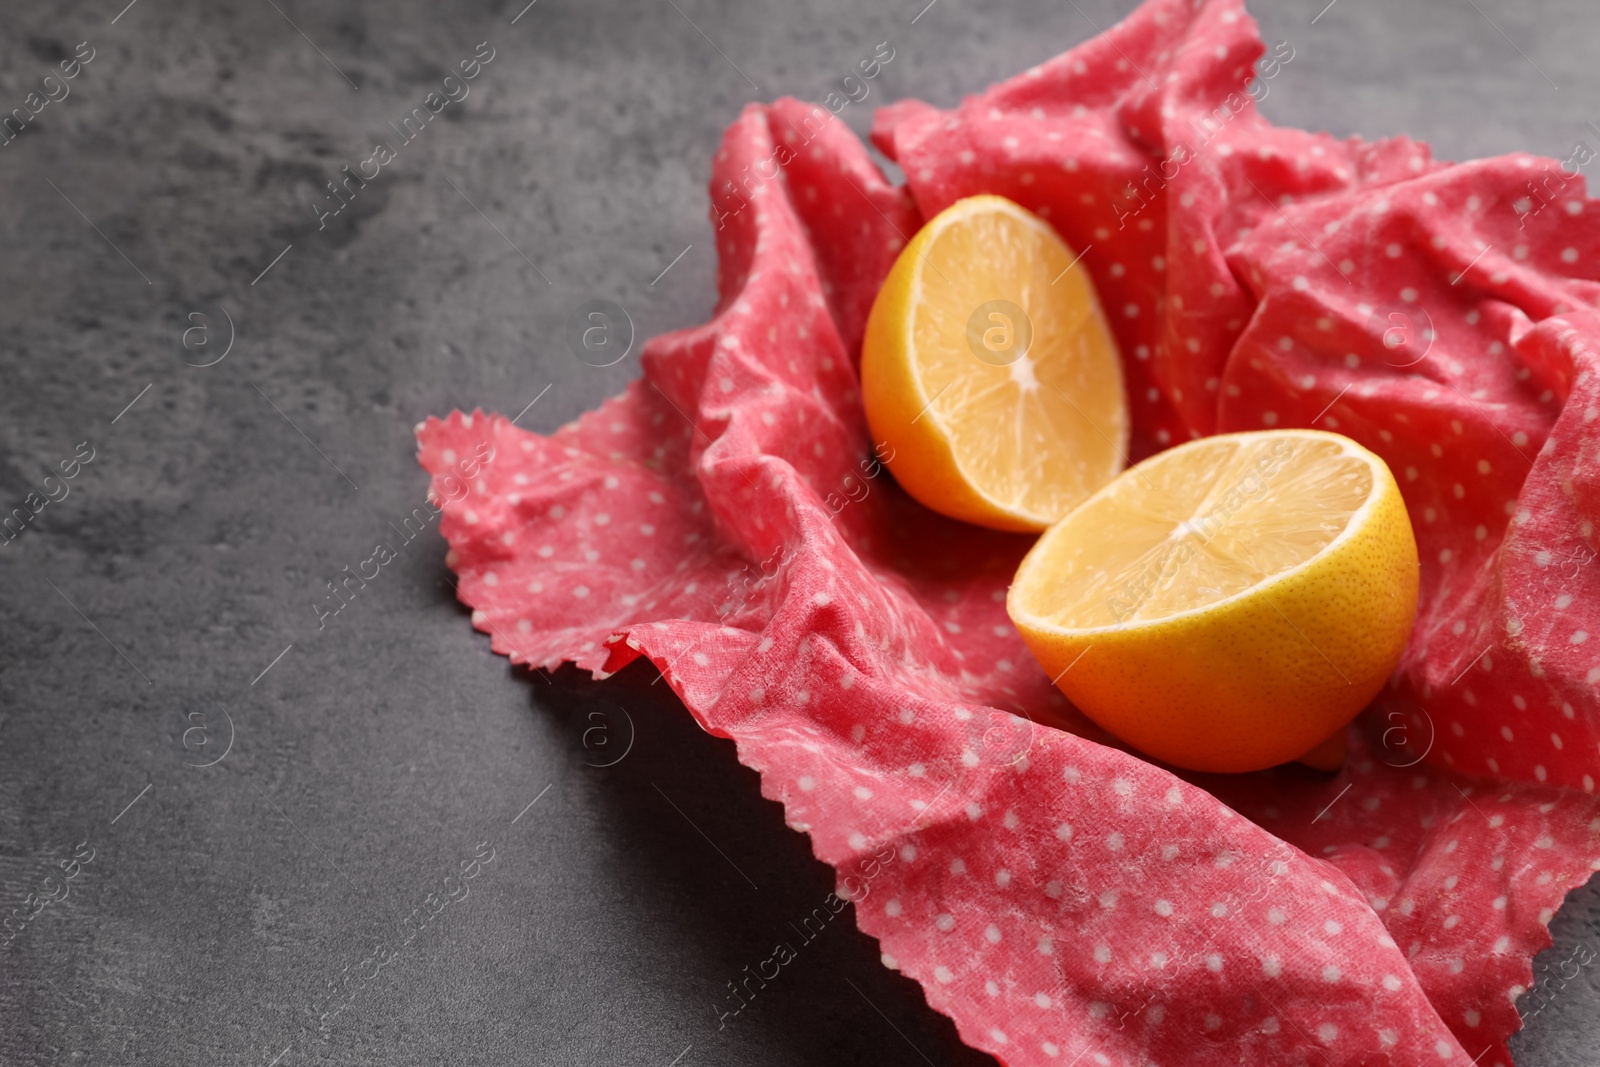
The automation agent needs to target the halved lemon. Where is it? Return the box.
[861,195,1127,532]
[1007,429,1419,774]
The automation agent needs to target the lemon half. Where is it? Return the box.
[862,195,1127,532]
[1007,429,1419,773]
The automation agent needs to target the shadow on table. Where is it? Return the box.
[529,657,1000,1067]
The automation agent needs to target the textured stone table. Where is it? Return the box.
[0,0,1595,1064]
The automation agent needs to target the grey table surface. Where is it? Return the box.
[1,0,1597,1064]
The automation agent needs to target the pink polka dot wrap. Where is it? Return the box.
[417,0,1600,1062]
